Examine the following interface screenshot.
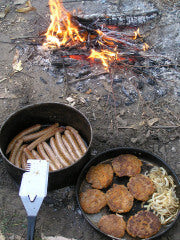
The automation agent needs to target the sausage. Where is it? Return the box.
[9,139,23,164]
[62,135,79,161]
[37,143,57,171]
[6,124,41,154]
[55,132,74,164]
[23,147,36,159]
[42,141,63,169]
[14,145,26,168]
[27,127,63,151]
[50,137,70,167]
[66,126,87,154]
[64,130,83,158]
[22,123,59,142]
[21,153,28,169]
[31,150,42,159]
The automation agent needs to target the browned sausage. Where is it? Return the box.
[14,145,26,168]
[27,127,63,151]
[23,147,35,159]
[62,135,79,161]
[6,124,41,154]
[64,130,83,158]
[50,137,70,167]
[42,141,63,169]
[31,150,42,159]
[55,132,74,164]
[66,126,87,154]
[37,144,56,171]
[9,139,23,164]
[21,153,28,169]
[23,123,59,142]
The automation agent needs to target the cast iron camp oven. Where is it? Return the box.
[0,102,92,190]
[76,147,180,240]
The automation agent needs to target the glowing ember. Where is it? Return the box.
[43,0,150,70]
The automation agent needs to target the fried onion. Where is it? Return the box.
[144,166,179,224]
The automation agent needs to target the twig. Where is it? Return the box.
[62,56,70,95]
[69,71,109,84]
[150,125,180,129]
[0,40,12,44]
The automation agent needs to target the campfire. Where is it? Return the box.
[10,0,177,104]
[42,0,149,71]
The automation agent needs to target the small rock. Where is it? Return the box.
[40,77,47,84]
[153,144,159,152]
[79,97,86,104]
[131,138,138,143]
[137,80,144,89]
[116,115,127,126]
[155,88,167,97]
[146,130,151,138]
[119,109,125,116]
[66,97,75,103]
[171,147,176,153]
[147,78,156,85]
[91,149,97,156]
[159,146,166,155]
[14,0,26,5]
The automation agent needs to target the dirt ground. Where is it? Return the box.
[0,0,179,239]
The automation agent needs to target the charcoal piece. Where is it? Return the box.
[137,80,144,89]
[39,77,47,84]
[121,86,135,104]
[76,70,91,78]
[113,78,122,84]
[147,78,156,86]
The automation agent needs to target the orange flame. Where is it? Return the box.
[43,0,85,48]
[133,28,141,40]
[88,49,117,70]
[143,43,149,51]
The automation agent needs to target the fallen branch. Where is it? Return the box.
[69,71,109,84]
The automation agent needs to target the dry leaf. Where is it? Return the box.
[147,118,159,126]
[85,88,92,94]
[0,6,10,19]
[16,0,36,13]
[128,120,145,130]
[12,49,23,72]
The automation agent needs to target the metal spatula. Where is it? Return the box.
[19,159,49,240]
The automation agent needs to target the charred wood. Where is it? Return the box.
[76,10,160,28]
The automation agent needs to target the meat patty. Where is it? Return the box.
[98,214,126,238]
[106,184,134,213]
[112,154,142,177]
[86,163,114,189]
[127,174,155,201]
[79,189,107,214]
[126,210,161,238]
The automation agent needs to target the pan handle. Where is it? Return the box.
[27,216,36,240]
